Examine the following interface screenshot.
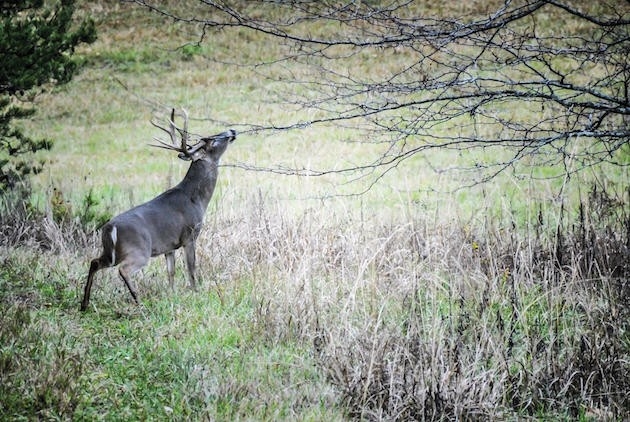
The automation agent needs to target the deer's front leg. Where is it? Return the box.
[183,242,197,290]
[165,252,175,289]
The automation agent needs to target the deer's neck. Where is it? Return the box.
[179,160,219,209]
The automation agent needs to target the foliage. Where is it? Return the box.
[0,0,96,192]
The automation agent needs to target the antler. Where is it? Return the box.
[179,108,189,152]
[150,108,206,160]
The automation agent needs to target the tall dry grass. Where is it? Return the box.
[2,174,628,420]
[196,183,628,419]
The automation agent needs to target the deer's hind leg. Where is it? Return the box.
[117,253,149,305]
[81,255,113,312]
[81,224,121,312]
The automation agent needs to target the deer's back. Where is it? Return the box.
[105,187,205,257]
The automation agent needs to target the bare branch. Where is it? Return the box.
[133,0,630,186]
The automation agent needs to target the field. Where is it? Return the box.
[1,2,629,420]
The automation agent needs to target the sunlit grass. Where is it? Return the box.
[22,0,625,223]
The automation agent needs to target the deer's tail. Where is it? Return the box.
[102,224,118,266]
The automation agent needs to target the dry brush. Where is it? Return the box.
[1,182,628,419]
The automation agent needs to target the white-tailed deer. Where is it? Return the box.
[80,109,236,311]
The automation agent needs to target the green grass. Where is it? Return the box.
[0,249,340,420]
[2,1,629,420]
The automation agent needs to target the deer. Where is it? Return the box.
[80,109,236,311]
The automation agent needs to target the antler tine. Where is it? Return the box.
[187,137,209,156]
[150,116,172,137]
[167,108,179,147]
[149,137,182,152]
[180,108,190,155]
[150,109,180,148]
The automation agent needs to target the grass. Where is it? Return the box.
[0,247,339,420]
[1,183,629,419]
[2,1,629,420]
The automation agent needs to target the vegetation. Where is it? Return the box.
[133,0,630,186]
[0,0,96,191]
[0,1,628,420]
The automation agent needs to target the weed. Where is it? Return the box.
[0,305,85,419]
[181,43,203,61]
[77,187,112,230]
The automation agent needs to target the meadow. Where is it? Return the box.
[1,2,628,420]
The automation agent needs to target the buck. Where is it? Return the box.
[80,109,236,311]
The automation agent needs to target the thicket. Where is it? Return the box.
[316,185,629,419]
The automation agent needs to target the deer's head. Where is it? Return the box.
[190,129,236,162]
[150,108,236,162]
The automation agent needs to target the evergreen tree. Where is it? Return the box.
[0,0,96,192]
